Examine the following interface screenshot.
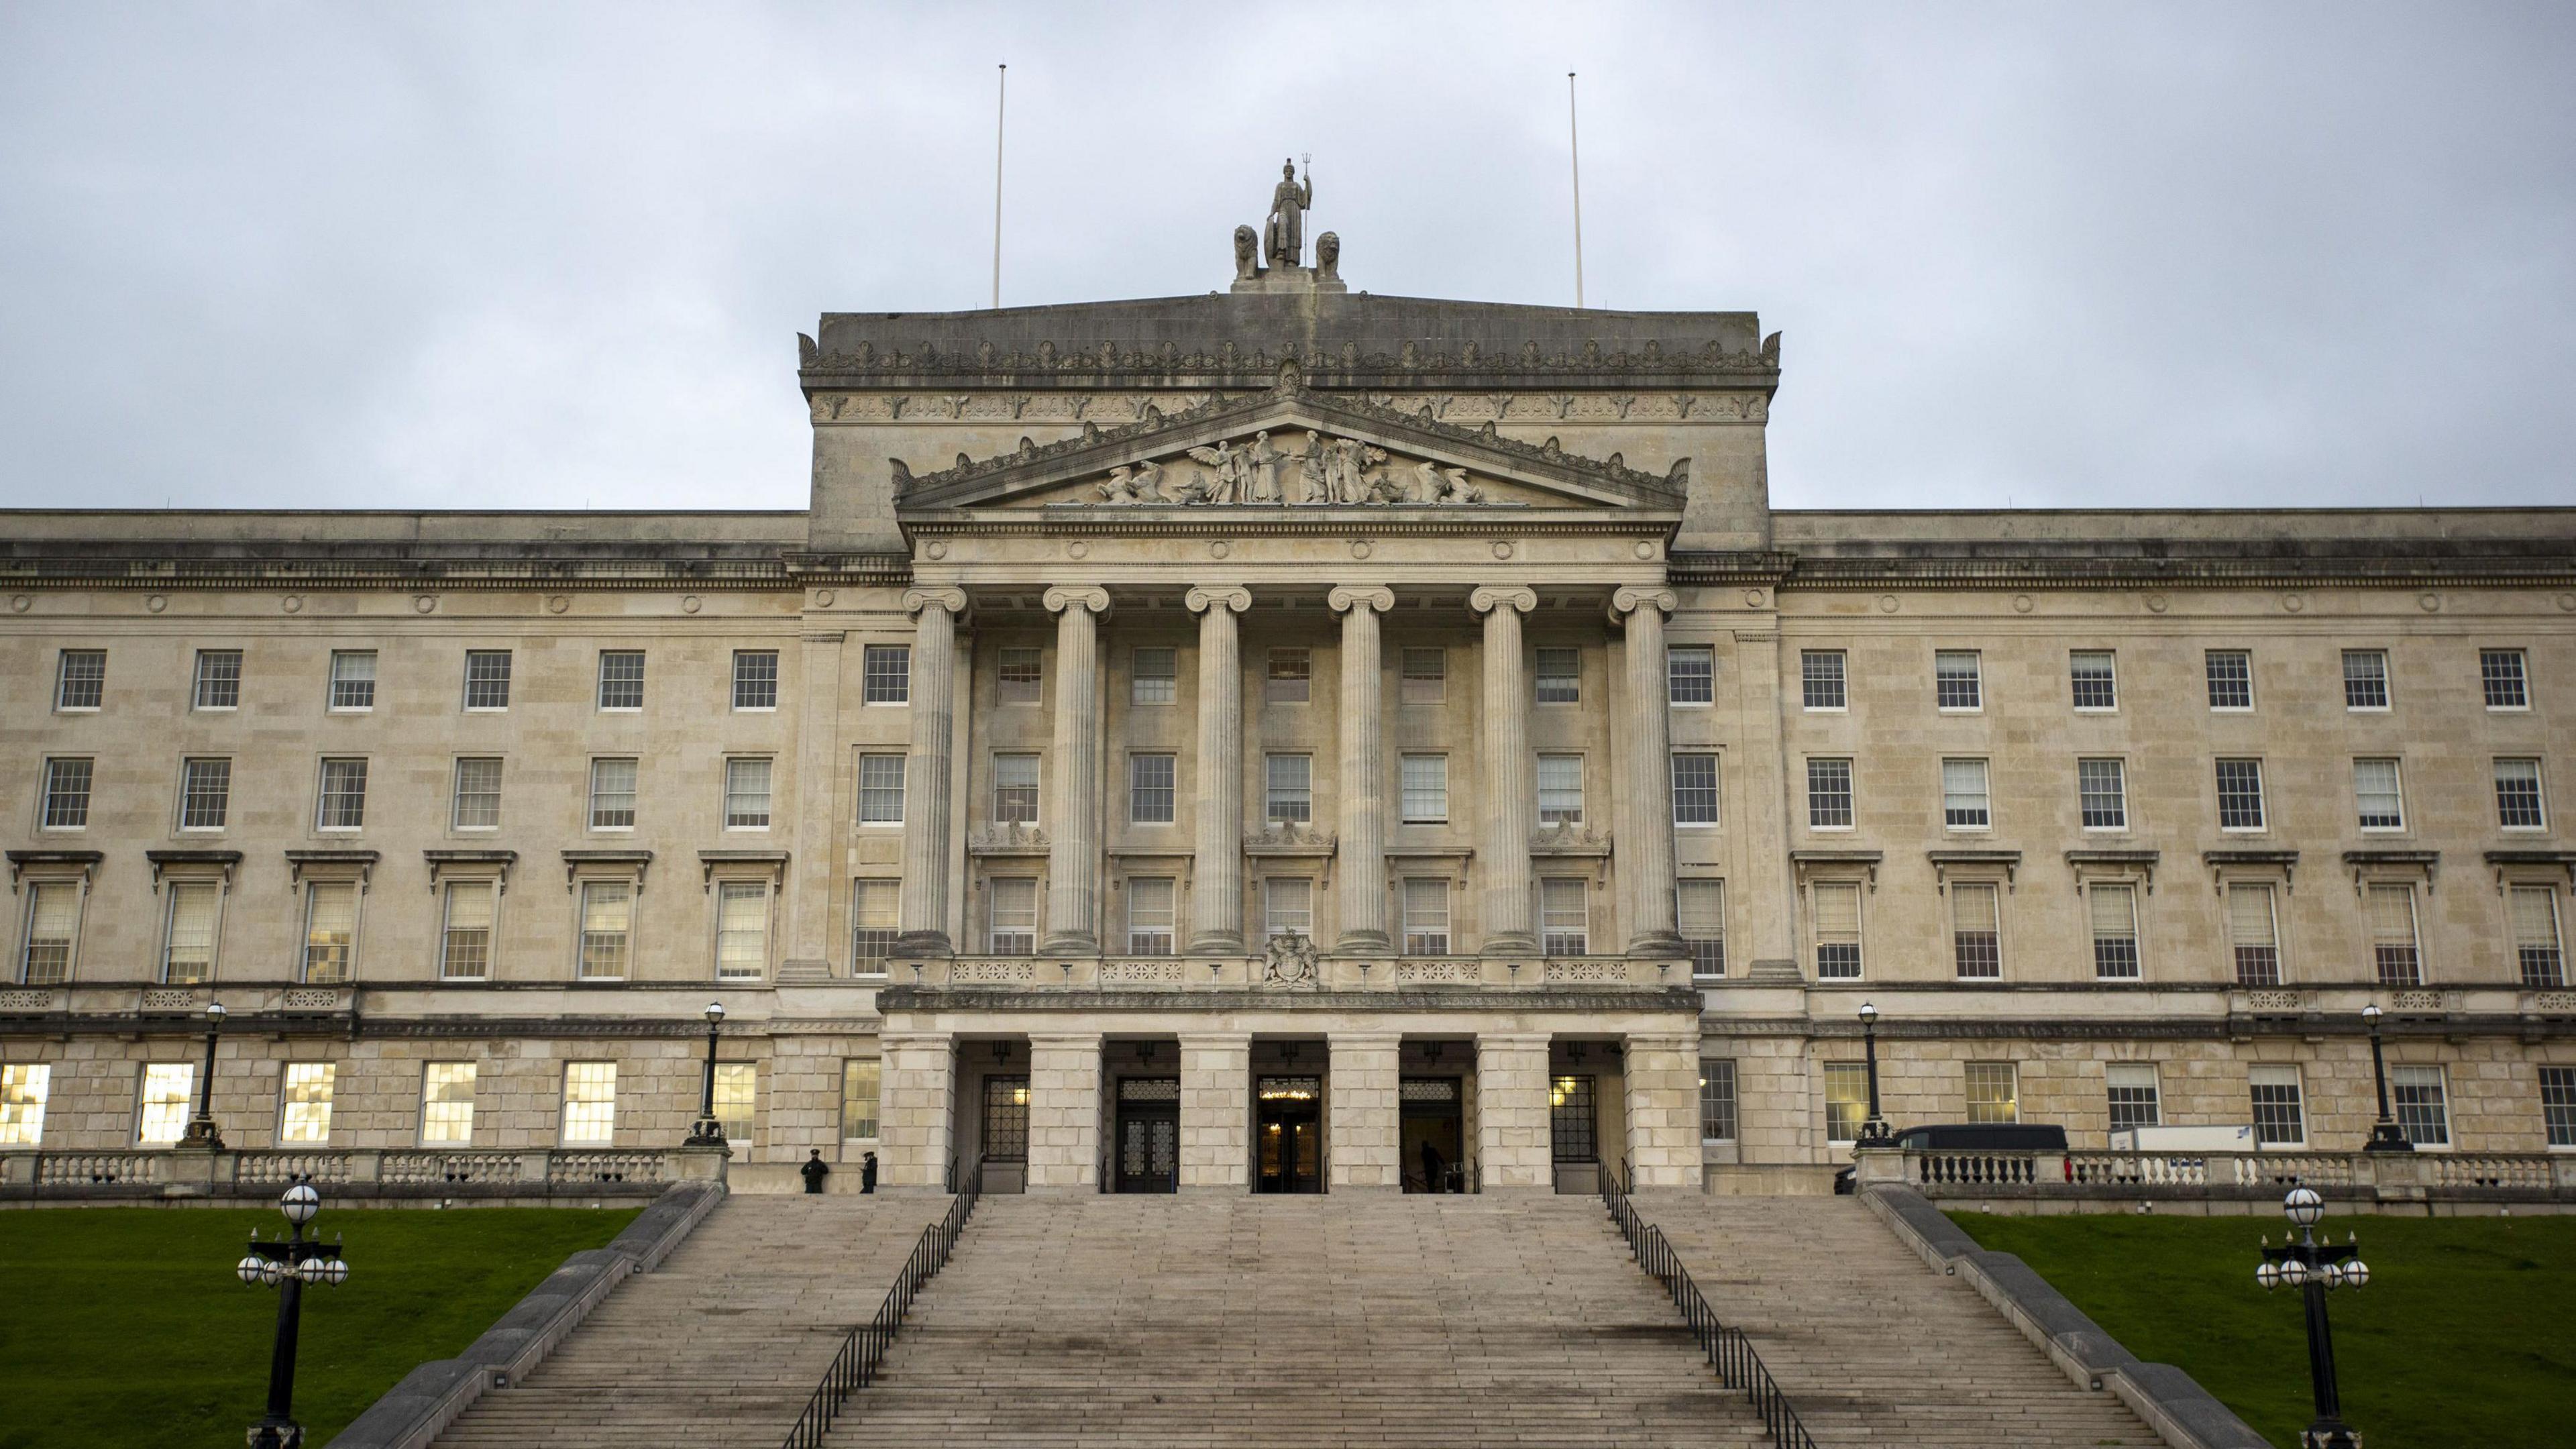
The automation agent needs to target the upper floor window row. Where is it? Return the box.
[1782,643,2538,717]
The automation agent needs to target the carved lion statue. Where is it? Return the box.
[1316,231,1340,280]
[1232,225,1260,281]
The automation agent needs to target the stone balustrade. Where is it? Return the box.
[1854,1144,2576,1210]
[0,1143,728,1201]
[882,953,1691,995]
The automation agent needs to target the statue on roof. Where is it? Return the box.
[1265,157,1311,269]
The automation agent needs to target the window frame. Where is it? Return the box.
[2496,757,2548,831]
[1964,1061,2020,1125]
[1128,752,1177,826]
[1933,649,1982,712]
[0,1063,53,1147]
[2204,649,2254,712]
[2480,648,2530,712]
[178,757,232,833]
[1672,751,1721,828]
[1940,757,1991,832]
[1539,876,1589,957]
[856,753,906,827]
[1811,879,1865,981]
[2541,1066,2576,1150]
[299,879,360,985]
[327,649,377,712]
[722,756,775,831]
[17,876,87,985]
[1699,1059,1739,1143]
[560,1061,618,1146]
[2342,649,2391,712]
[461,649,513,712]
[39,757,93,832]
[986,876,1038,955]
[437,877,498,981]
[1667,645,1715,706]
[588,757,639,832]
[1534,647,1581,705]
[136,1063,195,1146]
[1678,878,1726,980]
[2510,884,2566,989]
[55,649,107,712]
[1949,880,2004,980]
[159,877,226,985]
[2069,650,2119,712]
[2106,1063,2162,1134]
[713,878,773,982]
[991,752,1040,826]
[1130,646,1177,706]
[2390,1064,2451,1148]
[1265,647,1311,705]
[1799,650,1847,712]
[860,643,910,706]
[2215,757,2268,833]
[1823,1061,1869,1145]
[419,1061,478,1146]
[850,877,900,976]
[1399,647,1446,705]
[1262,875,1314,943]
[450,756,504,833]
[1125,875,1177,956]
[596,649,646,711]
[2353,757,2406,833]
[1536,753,1585,827]
[1401,877,1451,956]
[575,877,635,981]
[1806,757,1854,832]
[2088,881,2142,981]
[841,1058,882,1143]
[1265,753,1313,826]
[316,756,370,833]
[1399,753,1449,824]
[193,649,244,712]
[732,649,782,712]
[2077,757,2129,832]
[996,646,1043,706]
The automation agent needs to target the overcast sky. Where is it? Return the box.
[3,3,2571,515]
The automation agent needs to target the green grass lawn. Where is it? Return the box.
[0,1204,638,1449]
[1952,1209,2576,1449]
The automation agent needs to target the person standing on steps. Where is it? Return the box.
[800,1150,830,1194]
[861,1151,879,1194]
[1420,1138,1444,1195]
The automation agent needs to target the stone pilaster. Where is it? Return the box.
[1470,585,1539,956]
[1327,1031,1402,1191]
[783,629,846,975]
[1185,585,1251,955]
[878,1032,954,1191]
[1178,1031,1250,1191]
[1476,1032,1552,1191]
[896,589,966,957]
[1611,587,1685,958]
[1329,585,1394,955]
[1622,1031,1705,1190]
[1025,1032,1103,1193]
[1040,585,1109,956]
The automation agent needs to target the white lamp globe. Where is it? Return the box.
[2282,1185,2324,1227]
[236,1254,265,1285]
[280,1183,320,1225]
[323,1256,350,1287]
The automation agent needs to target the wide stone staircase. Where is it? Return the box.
[1637,1193,2157,1447]
[434,1194,951,1448]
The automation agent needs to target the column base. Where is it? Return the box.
[1332,930,1391,956]
[1481,933,1540,959]
[1185,932,1245,956]
[1625,931,1687,960]
[1038,934,1100,957]
[892,930,953,959]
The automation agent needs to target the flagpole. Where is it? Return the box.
[1568,70,1584,310]
[991,64,1006,310]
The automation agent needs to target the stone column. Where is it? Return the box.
[896,589,966,957]
[1470,586,1539,956]
[1611,587,1685,958]
[1040,586,1109,956]
[878,1032,955,1191]
[1178,1031,1251,1191]
[1622,1030,1705,1190]
[1025,1032,1103,1193]
[1185,586,1251,955]
[1328,586,1394,955]
[1476,1032,1553,1191]
[1328,1031,1403,1191]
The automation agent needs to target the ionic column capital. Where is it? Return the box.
[1043,584,1110,617]
[1185,584,1251,615]
[1327,584,1395,615]
[1608,586,1678,624]
[1469,584,1537,616]
[902,586,968,618]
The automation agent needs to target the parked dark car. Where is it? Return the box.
[1890,1124,2068,1151]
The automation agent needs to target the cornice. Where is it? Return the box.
[904,506,1678,539]
[1758,552,2576,592]
[798,333,1782,390]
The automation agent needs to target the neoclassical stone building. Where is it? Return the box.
[6,228,2575,1195]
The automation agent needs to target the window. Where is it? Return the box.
[2106,1064,2161,1133]
[987,877,1037,953]
[1264,877,1313,941]
[137,1063,194,1146]
[1549,1075,1597,1163]
[2354,759,2406,831]
[713,1063,757,1143]
[0,1064,51,1146]
[55,649,105,710]
[2229,883,2282,985]
[2069,651,2118,710]
[1541,877,1589,955]
[2481,649,2529,710]
[421,1062,477,1144]
[440,881,495,979]
[302,882,356,983]
[1941,758,1990,830]
[1699,1059,1738,1142]
[19,881,80,985]
[561,1062,616,1145]
[841,1059,882,1141]
[2216,759,2267,830]
[716,881,769,981]
[1668,645,1714,705]
[40,758,92,830]
[179,758,231,830]
[1266,754,1311,824]
[279,1063,335,1144]
[2368,884,2422,985]
[2343,649,2390,710]
[328,650,376,710]
[317,758,368,830]
[462,650,512,710]
[2542,1067,2576,1148]
[1537,755,1584,826]
[861,643,910,704]
[1126,877,1177,955]
[162,881,219,985]
[597,649,645,710]
[1824,1062,1870,1144]
[733,649,781,710]
[1535,647,1580,704]
[983,1075,1031,1160]
[2090,883,2141,979]
[724,757,773,829]
[1672,753,1720,826]
[1400,648,1446,704]
[193,650,242,710]
[853,753,904,826]
[1807,758,1854,829]
[590,758,639,830]
[992,753,1040,824]
[1934,651,1982,710]
[2496,759,2547,830]
[2384,1064,2449,1146]
[451,757,502,830]
[1400,754,1448,824]
[2249,1065,2306,1146]
[1813,881,1863,979]
[1679,880,1726,979]
[1402,879,1450,955]
[1131,647,1177,705]
[2205,649,2253,710]
[577,881,633,979]
[1965,1063,2019,1124]
[2512,886,2565,988]
[1267,648,1311,704]
[851,879,898,973]
[1800,650,1846,710]
[997,647,1042,704]
[1130,753,1176,824]
[2078,759,2128,830]
[1951,883,2002,979]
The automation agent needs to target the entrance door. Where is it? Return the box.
[1114,1077,1180,1193]
[1401,1076,1466,1193]
[1550,1073,1599,1194]
[1256,1075,1323,1194]
[980,1074,1029,1193]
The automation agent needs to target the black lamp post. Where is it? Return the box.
[1857,1002,1895,1147]
[234,1180,350,1449]
[2255,1184,2370,1449]
[181,1000,226,1149]
[2359,1004,2412,1153]
[685,1000,727,1145]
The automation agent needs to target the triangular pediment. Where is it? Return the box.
[890,387,1688,515]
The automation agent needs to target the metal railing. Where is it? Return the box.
[782,1165,983,1449]
[1601,1163,1816,1449]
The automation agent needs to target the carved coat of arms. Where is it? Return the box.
[1260,932,1319,988]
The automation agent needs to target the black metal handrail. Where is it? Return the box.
[1601,1163,1817,1449]
[781,1165,983,1449]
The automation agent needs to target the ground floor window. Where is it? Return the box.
[1964,1061,2019,1124]
[981,1074,1030,1160]
[137,1063,193,1146]
[2543,1067,2576,1148]
[1823,1062,1869,1144]
[840,1059,881,1144]
[1549,1075,1597,1163]
[2106,1063,2161,1132]
[0,1063,51,1146]
[2249,1064,2305,1146]
[2390,1065,2450,1146]
[422,1061,477,1145]
[1699,1060,1737,1142]
[561,1061,616,1145]
[714,1062,757,1143]
[278,1063,334,1144]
